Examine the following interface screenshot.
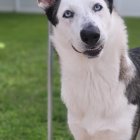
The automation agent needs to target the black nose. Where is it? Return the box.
[80,25,100,46]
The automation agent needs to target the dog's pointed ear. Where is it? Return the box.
[37,0,54,10]
[37,0,59,26]
[107,0,113,13]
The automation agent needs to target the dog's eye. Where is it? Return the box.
[93,3,103,12]
[63,10,74,18]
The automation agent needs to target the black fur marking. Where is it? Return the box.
[104,0,113,13]
[127,48,140,105]
[126,48,140,140]
[45,0,61,26]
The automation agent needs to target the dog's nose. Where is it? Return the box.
[80,25,100,46]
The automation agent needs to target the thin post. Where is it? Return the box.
[47,22,53,140]
[14,0,20,12]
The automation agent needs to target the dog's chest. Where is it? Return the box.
[61,64,137,135]
[61,63,124,114]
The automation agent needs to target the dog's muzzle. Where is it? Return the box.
[72,24,103,58]
[79,24,103,58]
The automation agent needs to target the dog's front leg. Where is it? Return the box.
[68,113,90,140]
[68,122,90,140]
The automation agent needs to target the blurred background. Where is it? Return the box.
[0,0,139,140]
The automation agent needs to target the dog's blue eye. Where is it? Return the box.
[93,3,103,12]
[63,10,74,18]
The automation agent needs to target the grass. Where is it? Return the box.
[0,13,139,140]
[0,13,47,140]
[125,18,140,48]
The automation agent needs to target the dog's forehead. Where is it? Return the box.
[59,0,107,8]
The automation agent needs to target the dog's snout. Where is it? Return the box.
[80,25,100,46]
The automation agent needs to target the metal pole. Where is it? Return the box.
[48,22,53,140]
[14,0,20,12]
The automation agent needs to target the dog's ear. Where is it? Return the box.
[37,0,54,10]
[107,0,113,13]
[38,0,60,26]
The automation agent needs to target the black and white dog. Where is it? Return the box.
[38,0,140,140]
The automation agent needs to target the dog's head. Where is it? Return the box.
[38,0,114,58]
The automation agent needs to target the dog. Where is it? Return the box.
[38,0,140,140]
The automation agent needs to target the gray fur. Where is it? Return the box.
[126,48,140,140]
[119,55,135,85]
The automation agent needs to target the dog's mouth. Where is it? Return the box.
[83,45,103,58]
[72,45,103,58]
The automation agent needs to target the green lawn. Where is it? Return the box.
[0,13,140,140]
[0,13,47,140]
